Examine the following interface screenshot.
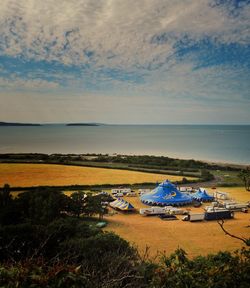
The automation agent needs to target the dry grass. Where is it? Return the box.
[0,163,194,187]
[104,187,250,258]
[206,187,250,203]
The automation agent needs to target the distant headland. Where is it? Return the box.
[0,122,102,126]
[0,122,41,126]
[66,123,100,126]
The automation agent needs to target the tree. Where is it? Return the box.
[200,169,214,181]
[0,184,12,207]
[217,219,250,246]
[84,194,108,220]
[16,189,69,224]
[238,167,250,191]
[69,191,87,217]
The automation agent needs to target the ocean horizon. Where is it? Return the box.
[1,124,249,165]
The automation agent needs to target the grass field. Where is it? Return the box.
[105,186,250,258]
[0,163,195,187]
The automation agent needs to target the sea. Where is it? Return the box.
[0,125,249,165]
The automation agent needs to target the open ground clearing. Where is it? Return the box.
[104,187,250,258]
[0,163,195,187]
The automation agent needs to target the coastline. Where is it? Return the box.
[0,124,249,165]
[0,151,247,168]
[0,152,247,167]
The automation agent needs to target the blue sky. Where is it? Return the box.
[0,0,249,124]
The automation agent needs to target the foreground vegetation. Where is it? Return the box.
[0,185,250,287]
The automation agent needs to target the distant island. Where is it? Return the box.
[66,123,100,126]
[0,122,103,126]
[0,122,41,126]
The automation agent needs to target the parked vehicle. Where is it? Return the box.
[140,206,167,216]
[111,188,131,195]
[179,187,193,192]
[165,206,188,215]
[99,191,109,195]
[126,192,137,197]
[224,203,248,211]
[204,210,234,221]
[204,206,229,212]
[182,213,205,222]
[213,191,229,200]
[211,201,220,207]
[138,189,151,195]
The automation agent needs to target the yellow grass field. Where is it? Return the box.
[105,187,250,258]
[0,163,194,187]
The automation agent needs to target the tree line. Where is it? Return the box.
[0,153,242,171]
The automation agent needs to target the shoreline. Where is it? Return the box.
[0,152,248,168]
[1,124,249,165]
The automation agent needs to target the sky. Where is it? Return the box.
[0,0,249,124]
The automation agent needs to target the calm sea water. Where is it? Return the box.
[0,125,249,164]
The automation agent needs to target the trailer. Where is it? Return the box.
[140,206,167,216]
[204,206,229,212]
[179,187,193,192]
[213,191,230,200]
[224,203,248,212]
[111,188,131,195]
[165,206,188,215]
[204,210,234,221]
[112,192,124,197]
[182,213,205,222]
[126,191,137,197]
[138,189,151,195]
[219,200,237,206]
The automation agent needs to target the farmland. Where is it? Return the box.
[0,163,195,187]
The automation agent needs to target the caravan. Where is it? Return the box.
[111,188,131,196]
[140,206,167,216]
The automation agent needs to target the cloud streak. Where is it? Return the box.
[0,0,249,123]
[1,0,249,67]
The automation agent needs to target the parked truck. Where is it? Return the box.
[182,213,205,222]
[204,210,234,220]
[165,206,188,215]
[204,206,229,212]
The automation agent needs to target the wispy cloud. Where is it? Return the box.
[1,0,249,67]
[0,0,249,123]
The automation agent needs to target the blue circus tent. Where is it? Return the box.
[140,180,192,206]
[191,188,214,202]
[109,198,135,211]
